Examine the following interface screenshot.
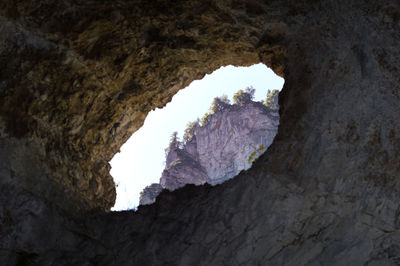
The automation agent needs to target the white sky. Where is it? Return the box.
[109,63,284,211]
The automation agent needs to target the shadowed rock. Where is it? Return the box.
[1,0,400,265]
[139,183,163,206]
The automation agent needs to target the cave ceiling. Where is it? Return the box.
[1,0,400,265]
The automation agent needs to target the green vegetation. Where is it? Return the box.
[183,119,200,142]
[201,112,212,126]
[248,151,257,164]
[170,131,179,146]
[248,144,266,164]
[233,86,255,105]
[167,87,267,158]
[210,94,230,113]
[165,131,181,155]
[265,89,279,111]
[200,94,231,127]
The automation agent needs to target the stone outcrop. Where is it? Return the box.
[141,100,279,205]
[1,0,400,265]
[191,101,278,185]
[139,183,163,206]
[160,147,208,190]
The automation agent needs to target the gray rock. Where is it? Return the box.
[160,148,208,190]
[139,183,163,205]
[195,102,278,185]
[146,101,278,203]
[1,1,400,265]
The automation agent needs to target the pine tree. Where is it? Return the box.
[210,94,230,113]
[233,86,255,105]
[183,120,200,142]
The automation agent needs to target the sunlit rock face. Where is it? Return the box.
[1,0,400,265]
[194,101,278,185]
[160,147,208,190]
[141,100,278,205]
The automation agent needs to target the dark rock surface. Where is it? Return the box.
[1,0,400,265]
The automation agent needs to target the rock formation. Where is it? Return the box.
[160,146,208,190]
[140,97,279,205]
[139,183,163,206]
[191,100,278,185]
[1,0,400,265]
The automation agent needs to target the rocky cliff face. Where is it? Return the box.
[1,0,400,265]
[193,101,278,184]
[139,183,163,206]
[141,100,279,205]
[160,147,208,190]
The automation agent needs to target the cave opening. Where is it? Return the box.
[110,63,284,211]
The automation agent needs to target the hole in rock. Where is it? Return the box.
[110,63,284,211]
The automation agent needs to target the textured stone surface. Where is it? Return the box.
[1,0,400,265]
[160,147,208,190]
[0,0,281,212]
[139,183,163,206]
[144,101,278,204]
[194,101,278,184]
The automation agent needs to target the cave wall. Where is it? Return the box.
[0,0,284,212]
[1,0,400,265]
